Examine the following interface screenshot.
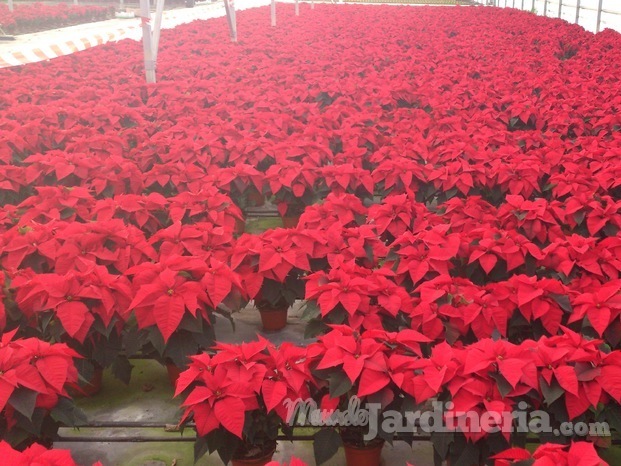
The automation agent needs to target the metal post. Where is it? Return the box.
[558,0,562,18]
[152,0,165,61]
[531,0,534,12]
[295,0,299,15]
[596,0,604,32]
[574,0,580,24]
[311,0,314,9]
[513,0,515,8]
[543,0,548,16]
[140,0,156,83]
[521,0,524,9]
[271,0,276,26]
[8,0,13,12]
[224,0,237,42]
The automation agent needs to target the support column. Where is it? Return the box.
[596,0,604,32]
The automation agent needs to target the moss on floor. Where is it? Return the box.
[72,359,180,423]
[245,216,284,234]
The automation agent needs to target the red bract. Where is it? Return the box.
[12,267,132,341]
[497,195,561,243]
[128,267,206,342]
[570,279,621,337]
[298,193,367,230]
[390,225,460,285]
[311,327,394,402]
[0,440,102,466]
[493,442,609,466]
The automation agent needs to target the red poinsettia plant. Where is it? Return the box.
[10,264,134,386]
[493,442,609,466]
[231,229,310,321]
[176,339,314,465]
[126,254,243,369]
[0,331,86,449]
[0,440,103,466]
[307,326,430,464]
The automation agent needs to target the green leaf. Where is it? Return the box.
[8,388,37,420]
[573,211,586,226]
[50,397,87,427]
[304,319,328,339]
[301,300,321,321]
[328,371,353,399]
[313,428,342,465]
[194,436,209,463]
[489,372,513,398]
[453,441,481,466]
[550,294,572,313]
[111,356,133,385]
[540,376,565,406]
[430,431,453,460]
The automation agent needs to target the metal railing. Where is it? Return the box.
[471,0,621,33]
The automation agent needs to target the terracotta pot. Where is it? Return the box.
[445,459,483,466]
[259,307,288,332]
[343,439,384,466]
[281,215,300,228]
[231,444,276,466]
[247,190,265,207]
[70,364,104,397]
[166,362,182,388]
[235,217,246,234]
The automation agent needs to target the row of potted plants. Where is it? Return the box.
[0,330,86,450]
[175,327,619,465]
[265,443,610,466]
[0,187,619,389]
[0,4,114,35]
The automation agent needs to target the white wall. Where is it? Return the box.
[473,0,621,33]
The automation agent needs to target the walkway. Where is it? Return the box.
[0,0,271,67]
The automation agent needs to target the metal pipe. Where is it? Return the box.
[54,432,621,444]
[140,0,156,84]
[558,0,562,18]
[543,0,548,16]
[575,0,580,24]
[152,0,165,62]
[271,0,276,26]
[596,0,604,32]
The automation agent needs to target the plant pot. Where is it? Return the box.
[281,215,300,228]
[258,307,288,332]
[232,445,276,466]
[235,217,246,234]
[166,361,182,388]
[342,439,384,466]
[247,189,265,207]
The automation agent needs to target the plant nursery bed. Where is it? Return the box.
[0,3,620,466]
[0,3,115,35]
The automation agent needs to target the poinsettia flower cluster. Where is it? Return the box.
[0,8,619,463]
[0,331,85,448]
[0,331,80,412]
[0,4,113,35]
[180,327,619,462]
[0,441,102,466]
[176,338,315,437]
[493,442,609,466]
